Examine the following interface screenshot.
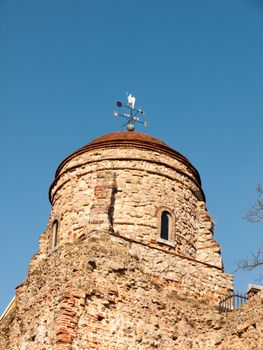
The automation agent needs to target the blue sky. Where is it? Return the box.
[1,0,262,313]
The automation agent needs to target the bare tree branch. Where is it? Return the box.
[236,186,263,280]
[244,185,263,223]
[236,246,263,271]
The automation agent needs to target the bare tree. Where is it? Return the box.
[245,185,263,223]
[236,245,263,273]
[236,186,263,279]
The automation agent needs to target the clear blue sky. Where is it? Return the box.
[1,0,262,314]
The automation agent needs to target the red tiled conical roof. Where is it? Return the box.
[89,131,168,147]
[54,131,201,189]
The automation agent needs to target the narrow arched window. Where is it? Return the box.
[52,220,58,249]
[160,211,170,240]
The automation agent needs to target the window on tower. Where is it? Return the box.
[157,209,176,248]
[51,220,59,249]
[160,211,170,240]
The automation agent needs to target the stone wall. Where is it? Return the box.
[0,234,260,350]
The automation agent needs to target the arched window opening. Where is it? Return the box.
[160,211,170,240]
[52,220,59,249]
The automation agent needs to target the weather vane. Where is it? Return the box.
[113,92,147,131]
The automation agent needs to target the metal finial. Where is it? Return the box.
[113,93,147,131]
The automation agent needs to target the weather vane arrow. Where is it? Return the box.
[113,92,148,131]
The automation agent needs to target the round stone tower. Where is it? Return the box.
[1,130,235,350]
[34,131,227,272]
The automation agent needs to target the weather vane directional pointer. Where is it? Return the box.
[113,92,147,131]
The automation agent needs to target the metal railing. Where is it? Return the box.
[219,292,248,312]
